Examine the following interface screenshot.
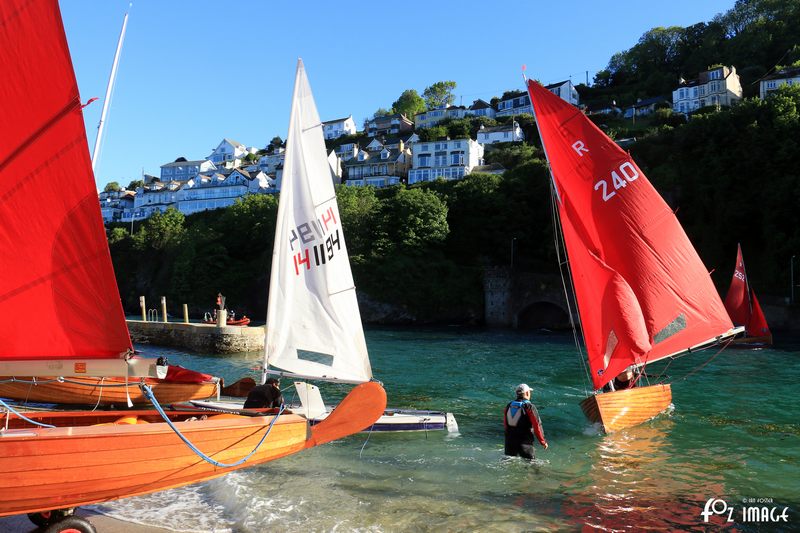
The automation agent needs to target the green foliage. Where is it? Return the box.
[126,179,144,190]
[423,81,457,109]
[376,187,449,253]
[104,181,120,192]
[373,108,392,118]
[133,208,186,251]
[392,89,426,118]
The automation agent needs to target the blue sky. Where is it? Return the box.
[60,0,737,189]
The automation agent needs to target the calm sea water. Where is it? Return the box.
[90,328,799,532]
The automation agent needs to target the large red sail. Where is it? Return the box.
[724,244,771,339]
[527,80,733,389]
[0,0,131,359]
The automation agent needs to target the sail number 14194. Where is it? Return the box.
[594,162,639,201]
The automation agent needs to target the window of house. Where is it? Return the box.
[710,69,722,80]
[450,151,464,166]
[418,154,431,167]
[434,151,447,167]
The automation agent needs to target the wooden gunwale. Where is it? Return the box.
[0,376,219,405]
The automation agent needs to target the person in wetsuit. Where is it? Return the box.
[243,377,284,409]
[504,383,548,460]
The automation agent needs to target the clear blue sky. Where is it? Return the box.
[60,0,737,189]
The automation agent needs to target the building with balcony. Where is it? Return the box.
[366,113,413,138]
[407,138,484,184]
[672,65,742,114]
[344,138,411,187]
[159,157,216,182]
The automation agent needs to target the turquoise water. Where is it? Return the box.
[93,328,799,532]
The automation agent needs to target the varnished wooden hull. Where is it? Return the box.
[0,382,386,517]
[0,376,220,406]
[729,334,772,348]
[580,384,672,433]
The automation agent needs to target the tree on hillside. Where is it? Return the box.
[104,181,120,192]
[127,179,144,190]
[423,81,457,109]
[373,108,392,118]
[377,187,449,252]
[133,208,186,251]
[392,89,426,118]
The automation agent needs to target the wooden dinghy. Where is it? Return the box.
[0,381,386,518]
[0,374,220,406]
[580,384,672,433]
[525,78,739,434]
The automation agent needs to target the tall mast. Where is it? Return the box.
[91,4,131,171]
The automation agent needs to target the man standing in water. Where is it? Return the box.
[504,383,548,460]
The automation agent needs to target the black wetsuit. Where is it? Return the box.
[243,384,284,409]
[504,400,547,459]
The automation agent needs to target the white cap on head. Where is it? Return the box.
[515,383,531,395]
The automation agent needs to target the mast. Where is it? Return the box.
[91,4,130,171]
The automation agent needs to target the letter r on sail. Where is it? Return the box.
[572,141,589,156]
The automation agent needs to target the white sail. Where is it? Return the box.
[264,59,372,384]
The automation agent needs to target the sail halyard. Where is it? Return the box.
[526,79,734,389]
[263,59,372,384]
[0,0,132,363]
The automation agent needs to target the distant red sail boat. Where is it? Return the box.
[723,244,772,347]
[525,78,741,433]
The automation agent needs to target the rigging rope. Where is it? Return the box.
[0,398,55,429]
[549,178,592,395]
[140,383,284,468]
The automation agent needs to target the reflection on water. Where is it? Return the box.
[562,420,728,530]
[88,330,798,531]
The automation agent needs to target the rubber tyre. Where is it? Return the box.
[27,511,52,527]
[43,515,97,533]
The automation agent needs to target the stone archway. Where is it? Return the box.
[516,301,570,330]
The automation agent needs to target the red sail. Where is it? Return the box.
[0,0,131,359]
[724,244,749,326]
[527,80,733,389]
[724,244,771,339]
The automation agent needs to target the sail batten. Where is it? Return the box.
[527,79,734,389]
[264,59,372,384]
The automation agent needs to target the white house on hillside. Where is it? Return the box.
[159,158,216,182]
[672,65,742,114]
[407,138,484,184]
[207,138,252,168]
[496,90,532,117]
[99,189,135,223]
[477,122,524,144]
[322,116,357,140]
[545,80,580,106]
[468,99,496,119]
[760,67,800,99]
[344,138,411,187]
[176,169,273,215]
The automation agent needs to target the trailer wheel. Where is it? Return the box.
[43,515,96,533]
[27,511,53,527]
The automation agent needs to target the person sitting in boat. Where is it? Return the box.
[244,377,284,409]
[613,368,636,390]
[504,383,548,460]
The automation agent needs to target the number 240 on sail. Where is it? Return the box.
[594,162,639,202]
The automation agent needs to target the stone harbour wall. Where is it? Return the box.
[127,320,265,354]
